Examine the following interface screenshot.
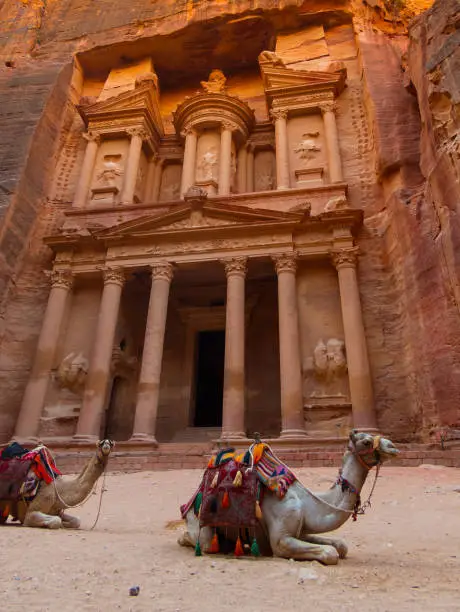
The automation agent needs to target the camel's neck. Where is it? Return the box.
[56,453,106,507]
[313,450,371,520]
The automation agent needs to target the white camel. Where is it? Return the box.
[179,431,399,564]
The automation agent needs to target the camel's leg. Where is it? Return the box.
[301,534,348,559]
[178,511,212,551]
[23,510,62,529]
[61,512,81,529]
[272,535,339,565]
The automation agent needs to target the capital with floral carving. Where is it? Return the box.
[330,247,359,269]
[221,121,235,134]
[222,257,247,278]
[150,261,174,282]
[82,131,101,144]
[270,108,288,122]
[180,126,198,139]
[50,269,74,290]
[320,101,337,114]
[272,253,297,275]
[103,267,125,286]
[126,127,149,141]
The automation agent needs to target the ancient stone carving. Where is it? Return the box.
[320,101,337,114]
[151,261,174,282]
[103,267,125,286]
[134,72,159,88]
[255,171,274,191]
[196,147,218,181]
[295,132,321,161]
[272,253,297,274]
[222,257,247,277]
[56,352,89,393]
[324,195,349,212]
[313,339,347,381]
[126,126,148,140]
[82,131,101,144]
[50,269,73,290]
[258,50,286,67]
[95,156,123,189]
[184,185,208,201]
[111,347,138,374]
[331,248,359,269]
[270,109,288,122]
[200,69,227,94]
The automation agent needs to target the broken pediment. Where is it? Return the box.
[93,202,303,242]
[78,79,164,143]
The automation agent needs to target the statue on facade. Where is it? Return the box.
[200,69,227,94]
[258,50,286,68]
[197,148,218,181]
[313,338,347,381]
[294,132,321,161]
[95,157,123,188]
[55,352,89,393]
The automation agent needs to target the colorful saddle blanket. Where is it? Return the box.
[0,444,61,502]
[180,443,297,530]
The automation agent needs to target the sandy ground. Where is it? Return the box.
[1,464,459,612]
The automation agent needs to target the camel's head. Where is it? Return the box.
[96,439,115,459]
[349,430,399,468]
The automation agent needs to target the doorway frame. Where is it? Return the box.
[178,306,226,428]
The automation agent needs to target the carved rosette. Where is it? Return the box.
[82,131,101,144]
[331,248,359,270]
[222,257,247,278]
[269,109,288,122]
[272,253,297,275]
[50,269,73,290]
[151,262,174,283]
[103,267,125,286]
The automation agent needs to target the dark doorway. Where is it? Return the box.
[194,330,225,427]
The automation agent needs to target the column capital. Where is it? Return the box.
[180,125,198,138]
[221,121,235,133]
[102,267,125,286]
[127,126,148,140]
[270,108,288,122]
[331,247,359,270]
[82,131,101,144]
[222,257,247,278]
[320,101,337,114]
[49,268,73,290]
[150,261,174,282]
[272,253,297,275]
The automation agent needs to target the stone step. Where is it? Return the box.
[170,427,222,443]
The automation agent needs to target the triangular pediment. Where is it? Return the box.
[95,201,303,242]
[261,65,345,94]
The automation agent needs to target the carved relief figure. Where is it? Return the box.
[200,69,227,94]
[55,352,89,393]
[313,338,347,382]
[95,155,123,190]
[258,50,286,67]
[294,132,321,161]
[324,195,348,212]
[196,147,218,181]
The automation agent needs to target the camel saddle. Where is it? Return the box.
[198,458,260,529]
[0,457,34,500]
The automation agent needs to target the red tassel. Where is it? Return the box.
[222,491,230,509]
[209,533,219,554]
[234,536,244,557]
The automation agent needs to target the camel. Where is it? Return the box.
[0,439,114,529]
[179,431,399,564]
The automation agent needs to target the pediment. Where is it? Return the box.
[95,202,303,242]
[261,66,346,101]
[78,82,163,135]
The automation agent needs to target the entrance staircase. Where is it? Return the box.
[170,427,221,444]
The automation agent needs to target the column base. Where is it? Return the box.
[129,433,159,447]
[9,435,41,448]
[354,426,379,434]
[280,428,309,439]
[218,431,247,444]
[72,434,99,444]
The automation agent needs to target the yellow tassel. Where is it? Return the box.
[255,500,263,520]
[211,473,219,488]
[233,470,243,487]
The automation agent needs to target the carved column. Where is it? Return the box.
[331,249,377,430]
[237,146,247,193]
[271,109,290,190]
[74,268,125,441]
[246,142,254,193]
[131,262,174,445]
[321,102,343,183]
[218,122,233,196]
[120,127,146,204]
[221,258,247,440]
[73,132,100,208]
[13,270,73,442]
[143,156,157,202]
[151,157,164,203]
[273,254,306,438]
[180,127,198,198]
